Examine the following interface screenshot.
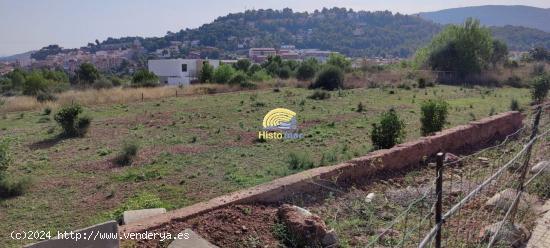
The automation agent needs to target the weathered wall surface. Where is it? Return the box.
[121,111,523,234]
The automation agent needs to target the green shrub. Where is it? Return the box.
[417,78,427,88]
[296,63,316,81]
[532,63,546,76]
[92,77,114,89]
[43,107,52,115]
[277,66,291,79]
[110,77,123,87]
[311,66,344,91]
[420,99,449,136]
[132,70,159,87]
[239,81,257,89]
[287,152,314,170]
[370,109,406,149]
[115,140,139,166]
[213,64,236,84]
[0,177,31,198]
[76,116,92,135]
[54,104,91,137]
[233,59,251,72]
[228,71,248,86]
[250,69,271,82]
[199,61,215,83]
[36,91,57,102]
[510,99,520,111]
[506,75,523,88]
[307,90,331,100]
[357,102,365,112]
[110,192,167,222]
[531,75,550,103]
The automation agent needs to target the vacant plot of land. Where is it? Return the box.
[0,85,530,247]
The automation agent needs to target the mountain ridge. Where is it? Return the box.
[418,5,550,32]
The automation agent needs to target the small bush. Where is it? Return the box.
[532,63,546,76]
[510,99,520,111]
[228,72,248,86]
[371,109,405,149]
[311,66,344,91]
[287,152,314,170]
[115,140,139,166]
[36,91,57,102]
[277,66,291,79]
[420,99,449,136]
[357,102,365,112]
[250,70,271,82]
[506,75,523,88]
[111,77,123,87]
[0,177,31,198]
[132,69,159,87]
[43,107,52,115]
[296,63,316,81]
[307,90,331,100]
[110,192,167,223]
[92,77,114,89]
[418,78,427,88]
[213,64,236,84]
[76,116,92,135]
[531,75,550,103]
[54,104,91,137]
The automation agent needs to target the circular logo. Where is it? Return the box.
[263,108,297,131]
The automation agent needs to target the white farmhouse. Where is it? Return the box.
[147,59,220,86]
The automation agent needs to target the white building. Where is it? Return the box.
[148,59,220,86]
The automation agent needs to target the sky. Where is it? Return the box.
[0,0,549,56]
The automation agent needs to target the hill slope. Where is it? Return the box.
[25,7,549,59]
[158,8,442,58]
[418,5,550,32]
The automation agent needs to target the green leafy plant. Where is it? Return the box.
[420,99,449,136]
[287,152,314,170]
[531,75,550,104]
[307,90,331,100]
[311,66,344,91]
[54,104,91,137]
[115,140,139,166]
[510,99,520,111]
[371,109,406,149]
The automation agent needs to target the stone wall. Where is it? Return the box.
[121,111,523,234]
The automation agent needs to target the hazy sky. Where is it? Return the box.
[1,0,549,56]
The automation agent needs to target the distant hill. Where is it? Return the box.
[418,5,550,32]
[491,25,550,51]
[133,8,443,58]
[7,7,550,59]
[97,8,549,58]
[0,51,33,62]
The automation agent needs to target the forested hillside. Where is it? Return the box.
[94,8,550,58]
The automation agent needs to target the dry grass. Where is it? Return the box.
[0,84,239,113]
[0,80,302,113]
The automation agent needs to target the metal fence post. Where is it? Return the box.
[509,106,542,223]
[435,152,444,248]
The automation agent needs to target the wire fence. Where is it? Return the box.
[416,106,550,248]
[339,106,550,248]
